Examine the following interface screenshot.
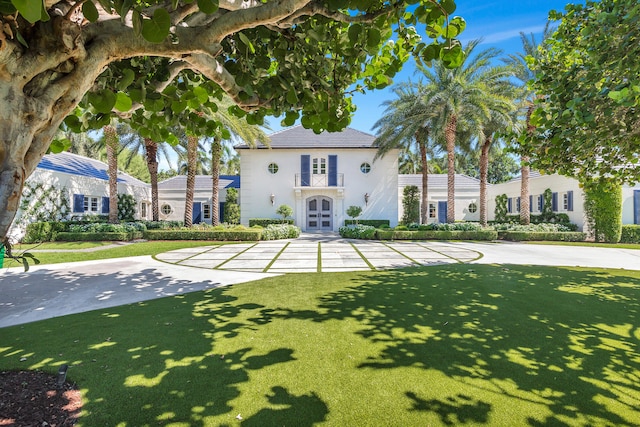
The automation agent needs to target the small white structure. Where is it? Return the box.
[157,175,240,223]
[10,151,151,238]
[236,126,399,231]
[398,174,481,223]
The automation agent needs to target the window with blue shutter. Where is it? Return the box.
[529,195,533,212]
[328,155,337,187]
[73,194,84,213]
[634,190,640,224]
[552,192,558,212]
[516,197,521,212]
[301,155,310,186]
[538,195,543,211]
[507,198,512,213]
[193,202,202,223]
[102,197,110,214]
[567,191,574,212]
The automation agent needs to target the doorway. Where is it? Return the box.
[307,196,333,230]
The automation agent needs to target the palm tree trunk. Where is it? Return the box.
[184,134,198,227]
[104,125,119,224]
[445,115,457,223]
[145,138,159,222]
[211,136,222,226]
[418,133,429,224]
[479,135,491,227]
[520,104,535,225]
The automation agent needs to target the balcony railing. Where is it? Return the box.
[295,173,344,187]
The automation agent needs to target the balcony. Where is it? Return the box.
[294,173,344,188]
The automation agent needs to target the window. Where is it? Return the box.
[268,163,279,174]
[537,195,543,212]
[360,162,371,174]
[468,202,478,213]
[141,202,147,219]
[516,197,521,213]
[203,203,211,220]
[312,157,326,174]
[429,203,436,219]
[562,193,569,211]
[161,204,173,215]
[83,196,99,213]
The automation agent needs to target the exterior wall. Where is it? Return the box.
[487,174,586,229]
[158,188,229,223]
[621,185,640,226]
[397,184,480,223]
[239,148,398,231]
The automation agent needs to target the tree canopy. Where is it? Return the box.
[524,0,640,183]
[0,0,465,240]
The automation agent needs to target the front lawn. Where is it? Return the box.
[1,264,638,426]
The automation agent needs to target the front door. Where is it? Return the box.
[437,201,447,224]
[307,196,333,230]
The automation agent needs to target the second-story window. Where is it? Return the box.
[312,157,326,174]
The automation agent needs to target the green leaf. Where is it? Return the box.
[118,69,136,91]
[132,10,142,36]
[48,138,71,154]
[141,8,171,43]
[440,43,464,68]
[11,0,42,23]
[88,89,117,114]
[367,28,381,48]
[193,85,209,103]
[114,92,133,112]
[348,24,362,43]
[446,16,466,38]
[197,0,218,14]
[120,0,133,18]
[238,32,255,54]
[82,1,99,22]
[441,0,456,15]
[286,88,298,104]
[171,100,188,113]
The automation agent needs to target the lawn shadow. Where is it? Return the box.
[266,264,640,425]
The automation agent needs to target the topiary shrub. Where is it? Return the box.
[583,177,622,243]
[118,194,137,221]
[401,185,420,225]
[224,188,240,224]
[250,218,295,226]
[275,204,294,222]
[620,225,640,243]
[494,194,508,223]
[346,205,363,225]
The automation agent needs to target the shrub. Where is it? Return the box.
[339,224,376,239]
[620,225,640,243]
[22,221,68,243]
[224,188,240,224]
[261,224,301,240]
[276,204,293,221]
[378,229,497,241]
[492,223,574,233]
[583,177,622,243]
[498,231,586,242]
[250,218,295,227]
[494,194,508,223]
[118,194,137,221]
[346,205,363,224]
[394,225,408,231]
[144,228,261,241]
[55,232,134,241]
[344,219,390,227]
[402,185,420,224]
[142,221,184,229]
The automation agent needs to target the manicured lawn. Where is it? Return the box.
[528,241,640,250]
[14,241,113,250]
[1,240,242,268]
[1,264,638,426]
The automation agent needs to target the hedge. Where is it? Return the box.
[23,221,68,243]
[344,219,390,227]
[620,225,640,243]
[376,229,498,241]
[497,231,586,242]
[54,231,142,242]
[143,229,262,241]
[249,218,294,227]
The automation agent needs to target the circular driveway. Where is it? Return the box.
[155,239,482,273]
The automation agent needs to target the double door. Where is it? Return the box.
[307,196,332,230]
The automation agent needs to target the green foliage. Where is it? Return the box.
[55,232,140,242]
[620,225,640,244]
[346,205,363,224]
[22,221,68,243]
[493,223,575,233]
[16,182,71,232]
[117,194,137,221]
[377,229,497,241]
[497,231,586,242]
[525,0,640,182]
[417,222,483,231]
[224,188,240,224]
[540,189,554,220]
[260,224,301,240]
[249,218,295,227]
[142,220,184,229]
[583,178,622,243]
[401,185,420,225]
[143,228,261,241]
[275,204,293,221]
[494,194,508,223]
[344,219,390,228]
[339,224,377,239]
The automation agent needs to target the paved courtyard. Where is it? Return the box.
[155,239,482,273]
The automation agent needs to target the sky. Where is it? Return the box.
[266,0,578,136]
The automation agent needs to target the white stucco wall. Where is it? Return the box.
[239,148,399,231]
[158,188,230,223]
[397,185,480,223]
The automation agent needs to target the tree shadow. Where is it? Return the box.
[241,386,329,427]
[406,391,491,425]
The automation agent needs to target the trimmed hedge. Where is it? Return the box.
[344,219,390,227]
[497,231,586,242]
[376,229,498,241]
[249,218,294,227]
[23,221,68,243]
[143,229,261,241]
[55,231,142,242]
[260,224,301,240]
[620,225,640,243]
[339,225,377,239]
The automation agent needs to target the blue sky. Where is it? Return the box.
[266,0,577,135]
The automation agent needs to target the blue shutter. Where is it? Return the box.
[193,202,202,223]
[507,198,512,213]
[328,155,337,187]
[517,197,521,212]
[552,192,558,212]
[529,195,533,212]
[567,191,574,212]
[219,202,225,223]
[301,155,310,186]
[102,196,110,214]
[634,190,640,224]
[437,201,447,223]
[73,194,84,213]
[538,195,543,211]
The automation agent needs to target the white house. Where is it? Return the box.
[10,151,151,238]
[236,126,399,231]
[157,175,240,223]
[398,174,481,223]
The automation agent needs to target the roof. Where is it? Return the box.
[505,170,543,183]
[399,174,482,189]
[158,175,240,191]
[37,151,149,187]
[235,125,377,149]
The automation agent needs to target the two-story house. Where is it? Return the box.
[235,126,399,231]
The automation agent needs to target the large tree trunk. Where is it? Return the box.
[211,136,222,226]
[145,139,160,221]
[520,104,535,225]
[184,135,198,227]
[418,137,429,224]
[445,115,457,223]
[104,125,119,224]
[479,135,491,227]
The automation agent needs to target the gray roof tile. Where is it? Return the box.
[236,125,376,149]
[399,174,482,189]
[158,175,240,190]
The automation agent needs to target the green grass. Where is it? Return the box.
[1,240,242,269]
[527,241,640,250]
[1,264,638,426]
[14,241,112,250]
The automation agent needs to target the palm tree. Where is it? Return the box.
[103,124,119,224]
[373,82,440,224]
[418,40,505,223]
[503,24,553,225]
